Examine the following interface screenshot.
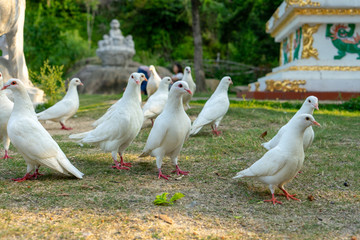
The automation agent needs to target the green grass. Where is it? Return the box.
[0,95,359,239]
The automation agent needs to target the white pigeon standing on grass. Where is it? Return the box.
[190,76,232,136]
[233,114,320,205]
[143,77,171,126]
[0,72,14,159]
[70,73,145,170]
[146,65,161,97]
[182,66,196,109]
[2,79,84,182]
[37,78,83,130]
[262,96,319,151]
[92,74,147,128]
[140,81,192,180]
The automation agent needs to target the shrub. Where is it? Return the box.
[30,60,65,107]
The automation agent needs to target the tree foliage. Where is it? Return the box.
[24,0,282,85]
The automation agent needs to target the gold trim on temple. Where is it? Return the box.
[269,8,360,37]
[265,79,307,92]
[301,24,320,60]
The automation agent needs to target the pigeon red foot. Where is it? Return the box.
[264,193,283,205]
[211,125,222,136]
[12,172,36,182]
[158,169,170,180]
[33,168,44,179]
[111,155,131,170]
[60,123,73,130]
[2,150,12,159]
[171,165,189,175]
[279,187,300,201]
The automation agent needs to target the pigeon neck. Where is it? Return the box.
[164,92,184,113]
[11,88,35,115]
[158,83,169,93]
[123,83,140,103]
[297,103,314,115]
[213,83,228,96]
[278,124,307,152]
[64,84,78,99]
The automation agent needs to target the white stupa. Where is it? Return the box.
[248,0,360,98]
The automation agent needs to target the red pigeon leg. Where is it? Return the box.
[33,168,44,179]
[211,125,222,136]
[279,187,300,201]
[171,165,189,175]
[2,150,12,160]
[60,122,73,130]
[111,155,130,170]
[12,172,36,182]
[118,154,132,167]
[264,193,283,205]
[158,168,170,180]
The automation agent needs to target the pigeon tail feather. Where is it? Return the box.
[58,158,84,179]
[69,131,89,140]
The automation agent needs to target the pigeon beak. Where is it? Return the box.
[230,79,233,85]
[185,89,192,95]
[314,103,319,110]
[144,77,148,81]
[80,82,84,86]
[135,80,140,85]
[312,120,320,126]
[1,85,9,90]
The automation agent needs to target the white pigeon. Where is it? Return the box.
[37,78,83,130]
[0,72,14,159]
[233,114,320,205]
[140,81,192,180]
[2,79,84,182]
[182,66,196,109]
[190,76,232,136]
[142,77,171,126]
[92,74,147,128]
[70,73,145,170]
[146,65,161,97]
[262,96,319,151]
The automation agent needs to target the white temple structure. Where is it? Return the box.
[248,0,360,98]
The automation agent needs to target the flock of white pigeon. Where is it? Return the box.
[0,65,320,205]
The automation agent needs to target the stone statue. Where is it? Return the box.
[0,0,44,104]
[96,19,135,67]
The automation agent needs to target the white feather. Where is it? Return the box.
[190,76,232,135]
[262,96,318,151]
[5,79,83,179]
[146,65,162,97]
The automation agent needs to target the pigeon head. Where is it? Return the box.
[171,81,192,95]
[220,76,233,86]
[185,67,191,74]
[160,77,172,86]
[295,114,321,129]
[149,65,156,72]
[304,96,319,110]
[2,78,25,91]
[130,73,147,85]
[70,78,83,86]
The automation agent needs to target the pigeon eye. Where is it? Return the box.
[179,84,183,88]
[11,81,16,85]
[131,75,134,79]
[308,100,311,103]
[305,117,310,120]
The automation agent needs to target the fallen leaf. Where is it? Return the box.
[155,214,173,224]
[307,195,315,201]
[351,236,356,240]
[260,131,267,139]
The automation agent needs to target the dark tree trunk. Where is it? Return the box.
[191,0,206,92]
